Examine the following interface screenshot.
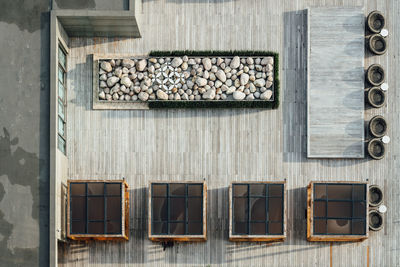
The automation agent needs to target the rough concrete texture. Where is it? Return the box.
[0,0,50,266]
[53,0,128,10]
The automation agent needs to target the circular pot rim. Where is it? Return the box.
[369,184,384,207]
[367,138,385,160]
[368,210,384,231]
[367,87,386,108]
[366,64,385,86]
[367,10,385,33]
[368,34,387,55]
[369,115,387,138]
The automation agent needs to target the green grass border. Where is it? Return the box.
[147,50,280,109]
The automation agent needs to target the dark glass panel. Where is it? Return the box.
[58,135,66,154]
[106,221,121,234]
[327,201,352,218]
[268,198,282,221]
[234,222,247,235]
[152,222,168,235]
[71,196,85,220]
[170,198,185,221]
[152,184,167,197]
[170,184,185,196]
[188,184,202,197]
[313,201,326,217]
[88,222,104,234]
[327,184,352,200]
[88,183,104,195]
[107,197,121,221]
[188,198,202,221]
[88,197,104,221]
[70,183,85,195]
[188,222,203,235]
[170,223,185,235]
[250,184,266,196]
[314,184,326,199]
[106,183,121,196]
[353,184,366,200]
[268,222,283,235]
[152,198,167,221]
[58,81,65,101]
[314,219,327,234]
[71,221,85,234]
[233,184,248,197]
[269,184,283,197]
[352,220,366,235]
[327,219,351,234]
[353,201,366,218]
[250,222,266,235]
[233,198,247,222]
[250,198,266,221]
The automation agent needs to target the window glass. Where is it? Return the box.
[69,182,123,235]
[232,183,284,236]
[313,183,367,235]
[58,46,66,69]
[150,183,204,236]
[58,135,66,154]
[58,117,65,137]
[106,183,121,196]
[58,81,65,101]
[58,99,65,120]
[58,67,64,84]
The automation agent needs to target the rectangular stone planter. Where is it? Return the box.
[92,51,279,109]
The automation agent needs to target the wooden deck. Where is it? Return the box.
[307,7,365,158]
[59,0,399,266]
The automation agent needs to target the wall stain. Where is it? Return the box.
[0,0,48,32]
[55,0,96,9]
[0,128,45,265]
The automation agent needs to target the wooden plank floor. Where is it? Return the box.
[59,0,399,266]
[307,7,365,158]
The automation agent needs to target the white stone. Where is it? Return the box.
[138,92,149,101]
[221,94,227,100]
[136,59,147,71]
[100,81,107,88]
[100,61,112,72]
[246,57,254,65]
[240,73,249,85]
[196,77,208,87]
[100,74,107,81]
[226,86,236,95]
[266,80,273,88]
[122,59,135,68]
[171,57,183,67]
[120,76,132,88]
[215,80,222,88]
[188,59,196,65]
[107,76,120,87]
[203,70,210,79]
[233,91,245,100]
[211,65,218,73]
[230,56,240,69]
[112,93,119,100]
[217,57,223,66]
[266,63,273,72]
[202,89,216,100]
[254,91,260,98]
[246,93,255,100]
[216,70,226,82]
[99,91,106,99]
[148,65,155,74]
[182,93,189,100]
[202,58,212,70]
[181,62,188,71]
[254,78,266,87]
[260,90,273,100]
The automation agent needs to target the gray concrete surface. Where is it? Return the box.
[0,0,50,266]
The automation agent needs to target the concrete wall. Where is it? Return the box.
[52,0,129,11]
[0,0,50,266]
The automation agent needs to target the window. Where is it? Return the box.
[149,182,207,241]
[67,180,129,241]
[229,182,286,242]
[307,182,368,242]
[58,45,67,154]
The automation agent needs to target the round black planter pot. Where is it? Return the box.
[369,115,387,138]
[369,185,384,207]
[368,34,387,55]
[367,11,385,33]
[367,138,385,160]
[366,64,385,86]
[369,210,383,231]
[366,87,386,108]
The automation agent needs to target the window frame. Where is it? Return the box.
[307,181,369,242]
[67,180,129,241]
[148,181,207,242]
[229,181,286,242]
[57,43,67,155]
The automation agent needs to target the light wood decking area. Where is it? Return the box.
[307,7,365,158]
[59,0,399,266]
